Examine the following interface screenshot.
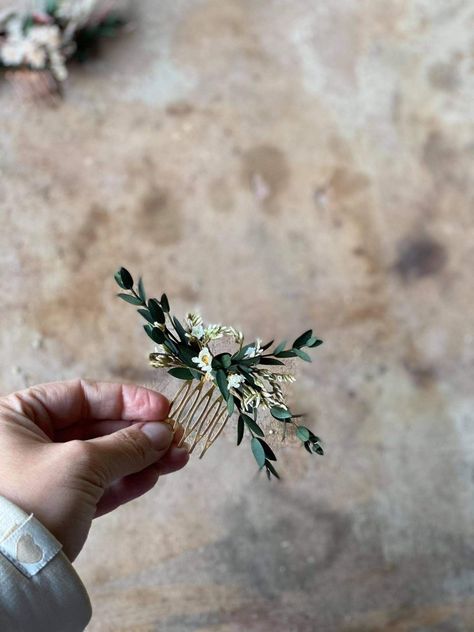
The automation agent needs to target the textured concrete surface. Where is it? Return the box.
[1,1,474,630]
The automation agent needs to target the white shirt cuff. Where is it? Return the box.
[0,495,92,632]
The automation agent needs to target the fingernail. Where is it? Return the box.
[141,422,173,451]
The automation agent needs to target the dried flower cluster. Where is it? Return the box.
[115,267,324,478]
[0,1,125,88]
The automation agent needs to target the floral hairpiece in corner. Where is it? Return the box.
[115,267,324,479]
[0,1,127,97]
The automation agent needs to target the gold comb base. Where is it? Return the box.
[166,380,229,458]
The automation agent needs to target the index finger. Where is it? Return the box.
[5,379,170,432]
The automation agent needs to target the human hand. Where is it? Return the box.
[0,379,188,562]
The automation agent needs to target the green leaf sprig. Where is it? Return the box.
[115,267,324,479]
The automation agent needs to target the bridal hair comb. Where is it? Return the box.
[115,267,324,479]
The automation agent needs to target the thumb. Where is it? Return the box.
[86,422,174,484]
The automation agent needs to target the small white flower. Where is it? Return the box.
[192,347,213,373]
[23,40,47,69]
[244,339,262,358]
[227,373,245,390]
[1,41,25,66]
[29,25,61,48]
[190,324,205,340]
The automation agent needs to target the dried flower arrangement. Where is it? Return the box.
[0,1,126,95]
[115,268,324,479]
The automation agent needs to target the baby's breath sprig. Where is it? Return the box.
[114,267,325,479]
[0,1,126,91]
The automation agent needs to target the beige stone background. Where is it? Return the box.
[1,0,474,630]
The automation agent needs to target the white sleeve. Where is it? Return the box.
[0,495,92,632]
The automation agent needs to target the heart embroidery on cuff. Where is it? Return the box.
[16,534,44,564]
